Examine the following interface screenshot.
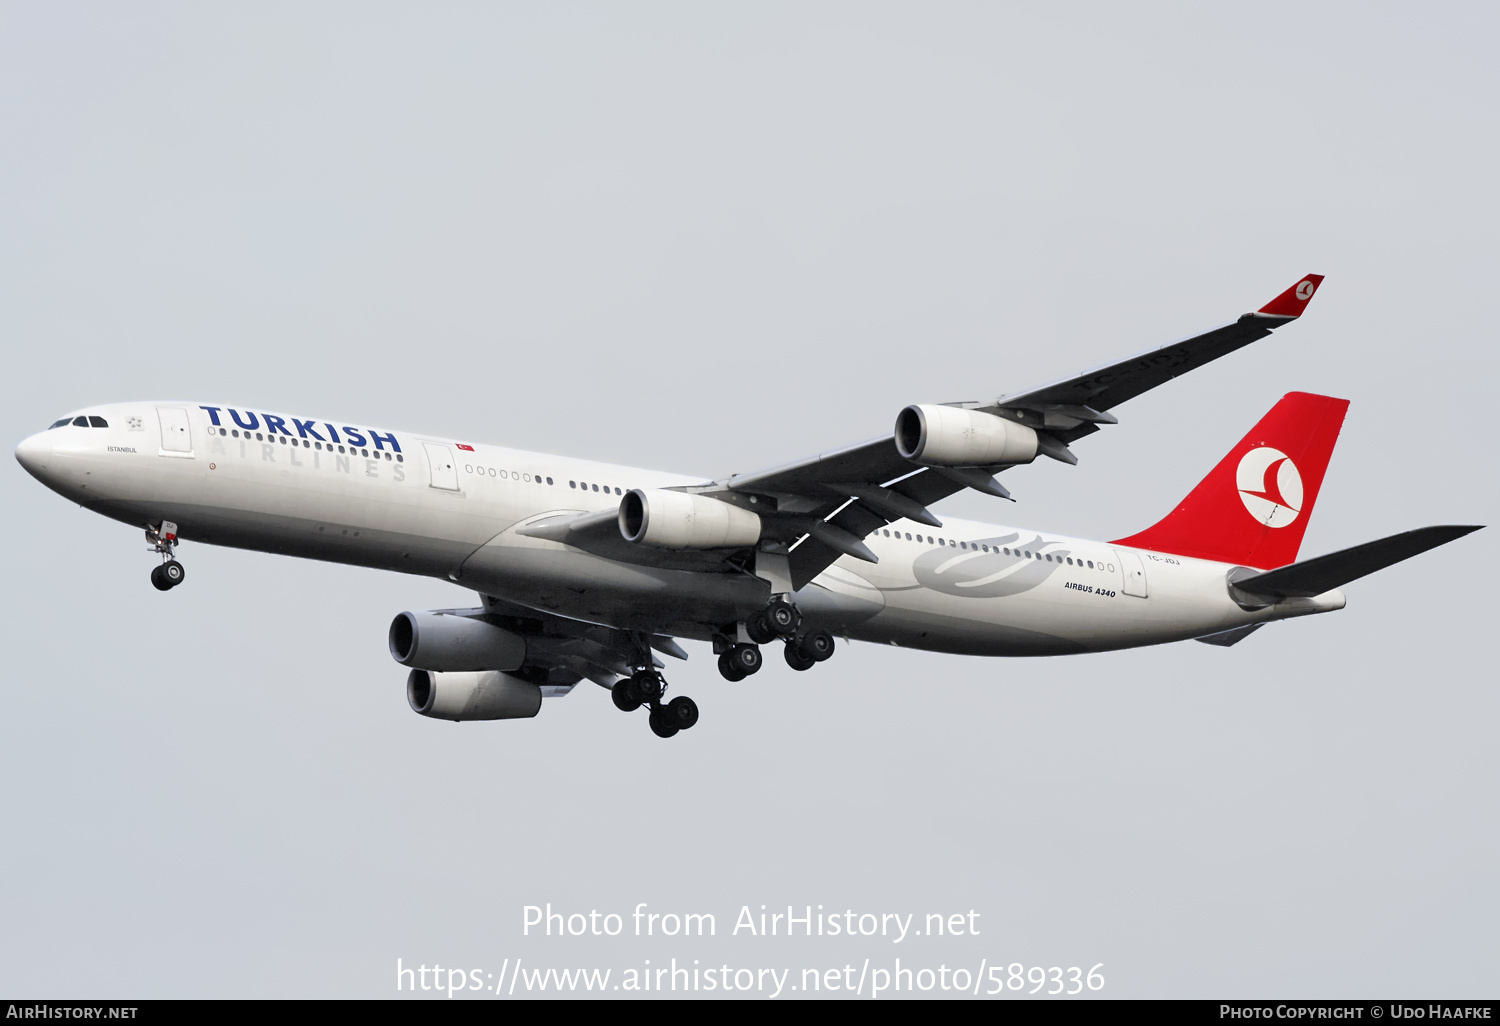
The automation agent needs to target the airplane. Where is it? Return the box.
[13,274,1481,739]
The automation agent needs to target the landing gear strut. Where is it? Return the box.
[610,667,700,740]
[146,521,185,591]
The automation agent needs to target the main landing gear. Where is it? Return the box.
[717,644,762,682]
[783,629,835,671]
[611,669,700,740]
[721,596,837,680]
[146,521,186,592]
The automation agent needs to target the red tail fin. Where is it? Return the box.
[1111,392,1349,569]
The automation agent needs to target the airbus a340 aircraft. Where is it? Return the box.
[15,275,1481,738]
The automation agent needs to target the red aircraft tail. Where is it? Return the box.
[1111,392,1349,569]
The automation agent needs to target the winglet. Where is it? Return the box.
[1255,274,1325,319]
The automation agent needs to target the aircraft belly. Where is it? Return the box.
[90,499,480,577]
[793,564,886,633]
[459,529,767,633]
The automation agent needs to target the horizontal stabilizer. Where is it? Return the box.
[1232,525,1483,600]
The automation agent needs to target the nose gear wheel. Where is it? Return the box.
[145,522,186,590]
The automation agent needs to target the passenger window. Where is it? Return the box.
[904,533,911,540]
[545,477,552,484]
[592,484,599,492]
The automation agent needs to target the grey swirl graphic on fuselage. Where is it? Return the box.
[910,531,1073,599]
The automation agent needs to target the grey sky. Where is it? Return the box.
[1,2,1495,998]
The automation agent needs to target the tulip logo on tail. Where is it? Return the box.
[1237,447,1303,527]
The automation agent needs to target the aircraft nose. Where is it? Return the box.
[14,431,53,479]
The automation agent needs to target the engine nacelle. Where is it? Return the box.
[894,404,1039,467]
[618,488,761,549]
[388,611,527,671]
[406,669,542,721]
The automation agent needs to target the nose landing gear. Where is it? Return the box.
[146,522,186,591]
[611,669,700,740]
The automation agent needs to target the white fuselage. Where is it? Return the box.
[14,403,1345,657]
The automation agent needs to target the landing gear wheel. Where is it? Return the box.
[631,671,663,702]
[745,612,777,645]
[717,650,748,682]
[648,709,680,739]
[612,679,643,712]
[728,643,761,676]
[664,695,699,730]
[765,596,801,637]
[797,629,835,662]
[784,644,816,672]
[150,565,172,592]
[161,560,185,588]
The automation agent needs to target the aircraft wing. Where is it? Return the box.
[979,273,1326,445]
[471,593,688,691]
[702,274,1327,588]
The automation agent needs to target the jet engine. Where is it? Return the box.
[618,488,761,549]
[388,610,527,671]
[894,404,1039,467]
[406,669,542,721]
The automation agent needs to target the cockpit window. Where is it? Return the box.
[87,416,108,428]
[72,416,89,427]
[49,418,71,429]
